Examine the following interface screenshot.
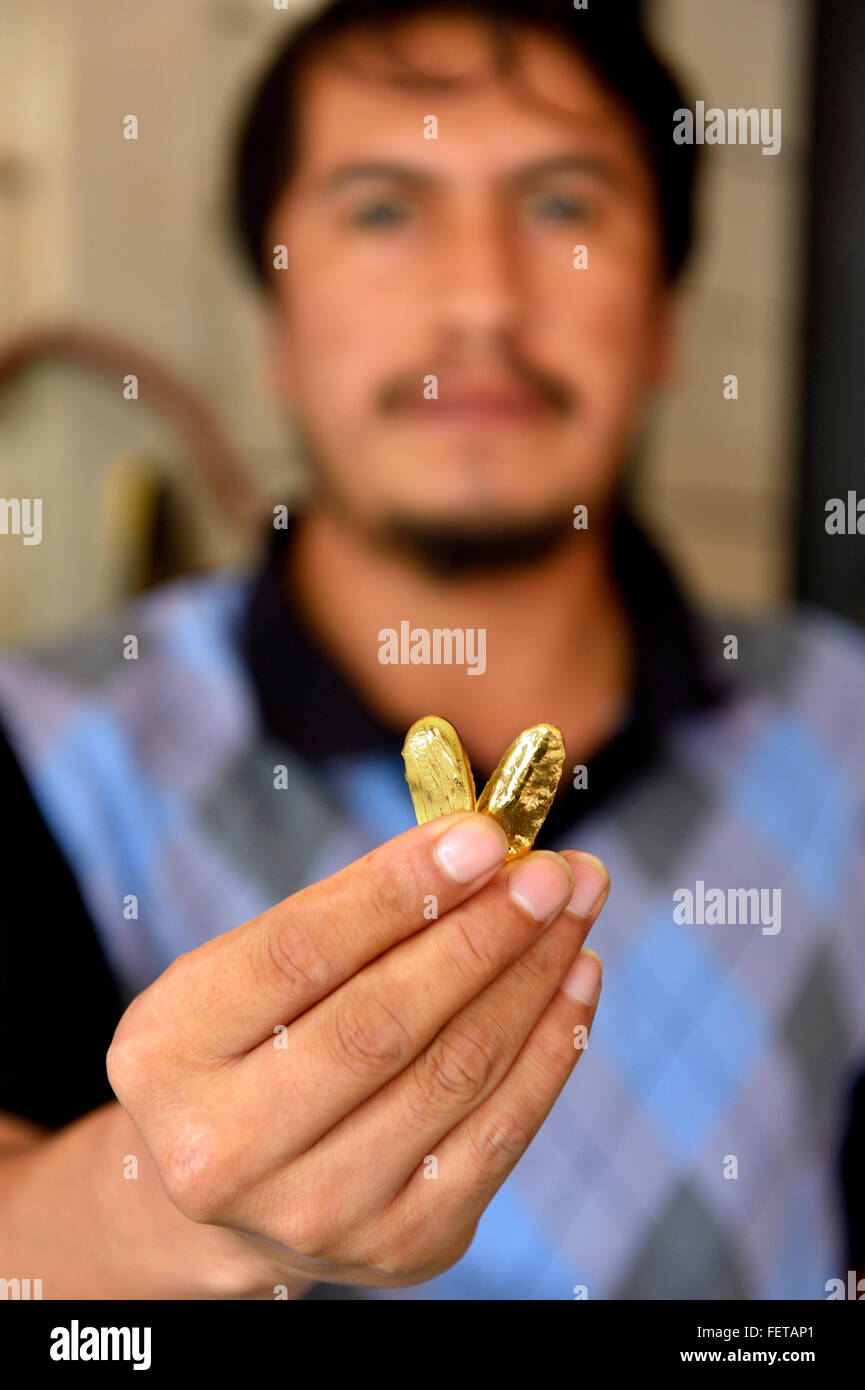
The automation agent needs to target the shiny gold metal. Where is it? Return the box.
[476,724,566,860]
[402,715,565,859]
[402,715,476,824]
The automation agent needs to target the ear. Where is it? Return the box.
[646,289,683,389]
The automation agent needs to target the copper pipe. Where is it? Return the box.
[0,324,267,535]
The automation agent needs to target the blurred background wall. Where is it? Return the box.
[0,0,824,644]
[638,0,812,615]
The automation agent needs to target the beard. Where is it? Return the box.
[288,409,594,580]
[368,503,577,578]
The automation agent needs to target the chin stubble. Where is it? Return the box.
[371,508,577,578]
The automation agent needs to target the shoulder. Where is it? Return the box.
[1,567,251,685]
[697,600,865,709]
[688,601,865,797]
[0,567,258,782]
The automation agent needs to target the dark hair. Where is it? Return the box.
[229,0,699,290]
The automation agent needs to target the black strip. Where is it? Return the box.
[796,0,865,624]
[841,1067,865,1272]
[0,720,125,1128]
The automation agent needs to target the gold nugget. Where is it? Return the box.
[476,724,565,860]
[402,715,476,824]
[401,715,565,859]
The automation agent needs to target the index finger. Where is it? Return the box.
[148,811,511,1057]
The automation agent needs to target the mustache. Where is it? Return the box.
[376,356,576,415]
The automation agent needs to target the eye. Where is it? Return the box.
[350,199,411,229]
[526,192,592,224]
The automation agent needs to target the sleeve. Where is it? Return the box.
[841,1068,865,1272]
[0,718,125,1128]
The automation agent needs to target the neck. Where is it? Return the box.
[286,502,634,778]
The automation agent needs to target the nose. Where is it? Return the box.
[429,200,525,350]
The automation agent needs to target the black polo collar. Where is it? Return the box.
[239,508,727,840]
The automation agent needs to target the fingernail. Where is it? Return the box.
[508,854,573,922]
[564,855,609,920]
[434,815,509,884]
[560,948,603,1005]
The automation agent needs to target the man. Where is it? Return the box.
[0,0,863,1300]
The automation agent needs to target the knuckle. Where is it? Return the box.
[105,1030,136,1099]
[265,919,333,998]
[346,1216,423,1282]
[159,1125,231,1224]
[409,1222,478,1282]
[330,995,414,1077]
[509,950,553,995]
[515,926,569,984]
[363,1239,421,1283]
[105,1003,154,1099]
[466,1104,535,1175]
[532,1020,574,1070]
[273,1198,338,1262]
[362,1211,478,1285]
[365,855,422,928]
[161,1168,217,1225]
[442,912,499,984]
[106,972,190,1099]
[412,1020,499,1111]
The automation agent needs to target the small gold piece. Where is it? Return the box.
[402,715,565,860]
[402,715,476,824]
[476,724,566,861]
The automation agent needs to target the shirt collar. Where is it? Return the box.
[239,508,727,833]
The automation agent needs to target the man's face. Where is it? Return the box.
[266,14,673,546]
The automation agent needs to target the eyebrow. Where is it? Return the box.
[317,153,620,196]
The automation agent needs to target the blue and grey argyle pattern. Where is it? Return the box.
[0,570,862,1300]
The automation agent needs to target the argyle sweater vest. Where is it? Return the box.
[1,567,864,1301]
